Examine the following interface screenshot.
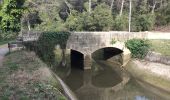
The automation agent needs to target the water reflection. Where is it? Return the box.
[91,61,122,88]
[135,96,149,100]
[54,48,169,100]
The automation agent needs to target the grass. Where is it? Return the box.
[0,39,14,46]
[149,40,170,56]
[0,50,67,100]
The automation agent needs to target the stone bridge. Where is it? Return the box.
[66,32,148,69]
[22,31,170,70]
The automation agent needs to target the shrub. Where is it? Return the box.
[112,15,128,31]
[125,39,150,59]
[65,3,113,31]
[65,10,84,31]
[0,31,17,40]
[91,3,113,31]
[134,14,155,31]
[155,13,167,26]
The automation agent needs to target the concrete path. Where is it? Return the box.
[0,44,9,66]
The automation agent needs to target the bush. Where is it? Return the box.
[125,39,150,59]
[155,13,167,26]
[0,31,17,40]
[165,5,170,24]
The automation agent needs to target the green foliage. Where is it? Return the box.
[65,10,84,31]
[125,39,150,59]
[112,15,128,31]
[165,4,170,24]
[134,14,155,31]
[155,2,170,26]
[91,3,113,31]
[155,13,167,26]
[136,0,149,14]
[110,38,116,44]
[0,0,25,32]
[65,3,113,31]
[32,4,66,31]
[24,31,70,66]
[0,31,17,40]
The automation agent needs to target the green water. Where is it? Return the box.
[54,59,170,100]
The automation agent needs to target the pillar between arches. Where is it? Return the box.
[84,54,92,70]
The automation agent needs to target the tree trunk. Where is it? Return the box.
[27,20,31,36]
[129,0,132,32]
[160,0,163,8]
[89,0,91,13]
[110,0,114,13]
[27,20,31,31]
[120,0,125,16]
[152,1,157,13]
[64,0,71,14]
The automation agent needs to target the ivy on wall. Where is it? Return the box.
[24,31,70,66]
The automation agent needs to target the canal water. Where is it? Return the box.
[54,48,170,100]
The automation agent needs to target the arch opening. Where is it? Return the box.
[92,47,123,60]
[71,49,84,70]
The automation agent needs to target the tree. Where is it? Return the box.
[24,0,66,31]
[0,0,25,32]
[135,14,155,31]
[110,0,114,13]
[136,0,149,14]
[89,0,92,13]
[129,0,132,32]
[91,3,113,31]
[65,10,84,31]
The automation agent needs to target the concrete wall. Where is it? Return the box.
[145,51,170,65]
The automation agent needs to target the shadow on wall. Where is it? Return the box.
[92,47,123,61]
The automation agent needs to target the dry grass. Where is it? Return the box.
[0,51,66,100]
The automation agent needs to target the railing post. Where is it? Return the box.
[8,43,11,53]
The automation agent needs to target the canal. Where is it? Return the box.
[54,48,170,100]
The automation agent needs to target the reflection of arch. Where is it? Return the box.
[71,49,84,69]
[92,47,123,60]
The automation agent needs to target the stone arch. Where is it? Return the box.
[91,47,123,61]
[70,49,84,70]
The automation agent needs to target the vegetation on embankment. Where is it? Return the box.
[125,39,170,97]
[126,60,170,99]
[24,31,70,67]
[125,39,170,59]
[125,39,150,59]
[0,51,67,100]
[0,39,14,46]
[149,40,170,56]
